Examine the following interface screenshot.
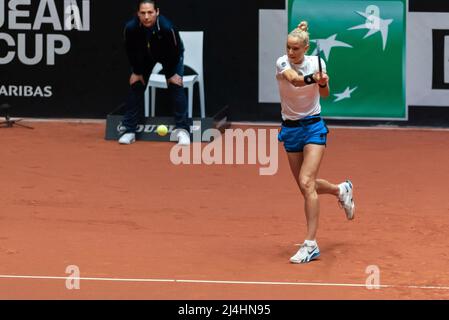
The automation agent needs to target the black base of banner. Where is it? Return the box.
[104,105,230,142]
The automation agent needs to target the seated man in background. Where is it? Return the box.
[119,0,190,145]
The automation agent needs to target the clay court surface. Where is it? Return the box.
[1,121,449,300]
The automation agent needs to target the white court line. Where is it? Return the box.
[14,118,105,124]
[1,275,449,291]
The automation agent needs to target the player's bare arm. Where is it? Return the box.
[314,72,330,98]
[282,69,307,87]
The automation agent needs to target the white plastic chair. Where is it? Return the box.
[144,31,206,118]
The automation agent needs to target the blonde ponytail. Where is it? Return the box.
[297,21,308,32]
[288,20,310,46]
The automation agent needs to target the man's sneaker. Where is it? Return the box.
[118,133,136,145]
[290,241,320,264]
[338,180,355,220]
[177,130,191,146]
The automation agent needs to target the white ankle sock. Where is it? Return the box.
[338,183,346,198]
[304,240,317,247]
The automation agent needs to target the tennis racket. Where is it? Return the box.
[316,40,323,75]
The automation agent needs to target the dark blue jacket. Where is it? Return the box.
[124,15,184,79]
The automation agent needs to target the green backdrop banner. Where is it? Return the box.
[288,0,406,119]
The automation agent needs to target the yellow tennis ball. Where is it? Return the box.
[156,125,168,136]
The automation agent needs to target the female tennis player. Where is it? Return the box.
[276,21,355,264]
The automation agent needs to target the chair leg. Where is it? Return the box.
[188,85,193,119]
[199,80,206,118]
[151,87,156,117]
[144,86,150,118]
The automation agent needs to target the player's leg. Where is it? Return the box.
[281,124,321,263]
[289,143,324,263]
[299,144,325,241]
[286,152,304,187]
[287,154,339,197]
[286,142,351,220]
[316,178,355,220]
[287,151,337,201]
[316,179,340,196]
[288,154,354,221]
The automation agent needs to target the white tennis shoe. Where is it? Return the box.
[338,180,355,220]
[118,133,136,145]
[290,241,320,264]
[176,130,191,146]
